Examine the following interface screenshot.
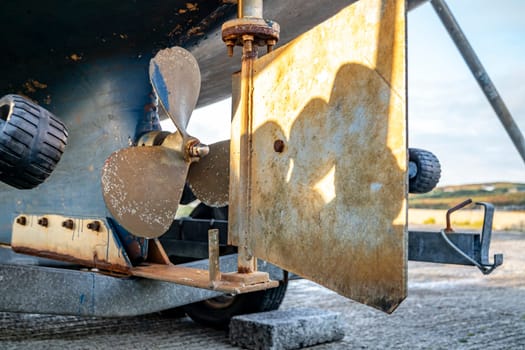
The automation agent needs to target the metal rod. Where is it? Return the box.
[445,198,472,232]
[238,0,263,18]
[237,36,258,274]
[208,229,221,284]
[431,0,525,164]
[233,0,265,274]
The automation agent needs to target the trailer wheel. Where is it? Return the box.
[183,280,288,329]
[182,203,287,328]
[408,148,441,194]
[0,94,68,189]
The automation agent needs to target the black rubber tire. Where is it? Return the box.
[183,280,288,329]
[0,94,68,189]
[408,148,441,194]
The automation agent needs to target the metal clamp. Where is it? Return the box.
[440,200,503,274]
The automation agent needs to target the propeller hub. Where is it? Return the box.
[188,142,210,159]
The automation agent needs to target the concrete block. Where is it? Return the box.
[229,308,344,350]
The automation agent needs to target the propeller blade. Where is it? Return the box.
[149,47,201,136]
[187,140,230,207]
[102,146,188,238]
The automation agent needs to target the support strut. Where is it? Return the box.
[431,0,525,164]
[222,1,280,274]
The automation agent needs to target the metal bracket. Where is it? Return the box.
[440,200,503,275]
[11,214,278,295]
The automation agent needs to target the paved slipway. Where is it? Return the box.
[1,232,524,349]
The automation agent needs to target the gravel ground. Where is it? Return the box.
[0,232,523,349]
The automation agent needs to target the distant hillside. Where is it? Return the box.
[409,182,525,210]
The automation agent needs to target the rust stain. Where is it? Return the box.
[229,0,407,312]
[186,3,199,11]
[69,53,82,61]
[12,247,131,275]
[237,266,252,274]
[22,79,47,94]
[130,263,278,294]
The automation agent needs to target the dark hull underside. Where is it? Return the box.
[0,1,363,243]
[0,1,358,108]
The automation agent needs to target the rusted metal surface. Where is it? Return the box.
[11,211,278,293]
[229,0,407,312]
[224,0,280,275]
[220,270,270,284]
[11,215,131,274]
[222,18,280,56]
[147,238,172,265]
[208,229,221,283]
[234,37,258,274]
[130,263,278,294]
[187,140,230,207]
[128,231,277,294]
[445,198,473,233]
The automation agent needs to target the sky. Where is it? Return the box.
[163,0,525,186]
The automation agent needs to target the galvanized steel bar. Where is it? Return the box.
[431,0,525,164]
[238,0,263,18]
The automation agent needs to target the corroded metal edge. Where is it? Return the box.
[130,263,278,294]
[11,214,132,274]
[229,0,407,312]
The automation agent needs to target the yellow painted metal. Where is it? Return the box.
[229,0,407,312]
[11,215,131,273]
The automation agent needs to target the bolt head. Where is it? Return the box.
[273,139,285,153]
[87,221,101,232]
[62,219,75,230]
[38,217,48,227]
[16,216,27,226]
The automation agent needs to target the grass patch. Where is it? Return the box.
[410,182,525,210]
